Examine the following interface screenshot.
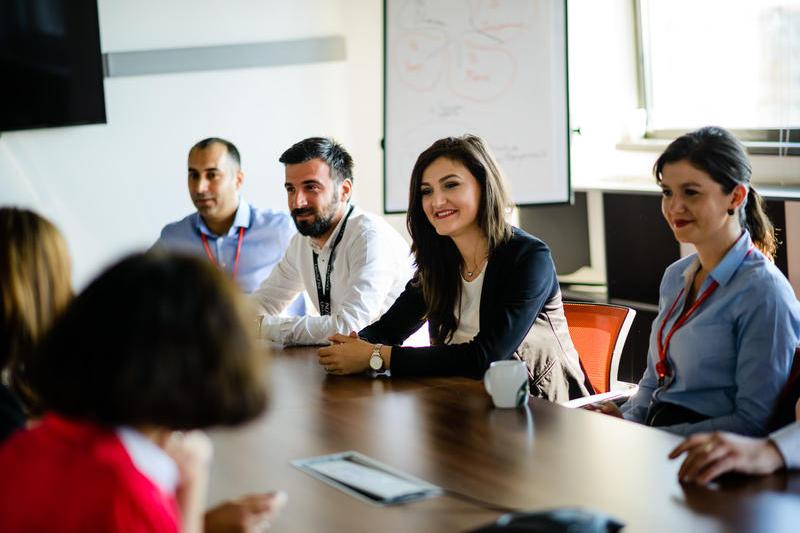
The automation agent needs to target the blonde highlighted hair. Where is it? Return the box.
[0,207,72,412]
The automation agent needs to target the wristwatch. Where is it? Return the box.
[369,343,384,371]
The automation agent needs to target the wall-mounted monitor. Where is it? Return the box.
[0,0,106,132]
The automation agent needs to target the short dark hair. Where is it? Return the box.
[279,137,353,184]
[29,252,267,430]
[191,137,241,168]
[653,126,776,259]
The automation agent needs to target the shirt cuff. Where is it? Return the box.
[261,316,294,344]
[770,422,800,469]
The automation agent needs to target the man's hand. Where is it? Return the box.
[669,431,785,484]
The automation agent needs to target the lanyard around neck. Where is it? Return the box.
[201,226,245,280]
[655,247,753,386]
[313,205,354,316]
[655,280,719,386]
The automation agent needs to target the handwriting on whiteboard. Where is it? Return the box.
[392,0,535,104]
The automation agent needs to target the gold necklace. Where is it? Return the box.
[463,256,487,280]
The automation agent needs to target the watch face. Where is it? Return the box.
[369,354,382,370]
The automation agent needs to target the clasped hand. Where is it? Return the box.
[318,332,373,375]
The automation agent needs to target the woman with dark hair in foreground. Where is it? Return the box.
[0,253,281,532]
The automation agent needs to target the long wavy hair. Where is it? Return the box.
[406,135,513,344]
[0,208,73,414]
[654,126,777,259]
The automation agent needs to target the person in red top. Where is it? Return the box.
[0,253,272,532]
[3,415,183,531]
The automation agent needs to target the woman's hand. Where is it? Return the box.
[583,401,624,418]
[319,331,392,374]
[164,431,213,533]
[668,431,785,484]
[204,491,288,532]
[318,332,375,375]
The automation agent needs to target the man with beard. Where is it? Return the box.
[252,137,413,346]
[153,137,304,314]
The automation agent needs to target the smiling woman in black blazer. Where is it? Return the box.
[318,135,589,401]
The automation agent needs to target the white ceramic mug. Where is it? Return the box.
[483,360,529,408]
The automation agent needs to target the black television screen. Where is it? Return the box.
[0,0,106,132]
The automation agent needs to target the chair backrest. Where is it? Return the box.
[768,345,800,432]
[563,302,636,394]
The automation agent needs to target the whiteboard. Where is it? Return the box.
[384,0,570,213]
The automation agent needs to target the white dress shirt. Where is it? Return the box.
[771,422,800,469]
[117,427,179,494]
[252,205,414,345]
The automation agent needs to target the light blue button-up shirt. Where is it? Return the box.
[621,231,800,436]
[153,200,304,315]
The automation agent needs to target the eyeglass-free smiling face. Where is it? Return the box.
[659,159,745,248]
[419,157,482,241]
[284,158,351,241]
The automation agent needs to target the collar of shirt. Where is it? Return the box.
[680,230,753,288]
[116,426,180,495]
[308,202,356,254]
[194,197,252,238]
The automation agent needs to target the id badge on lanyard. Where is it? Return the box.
[313,205,354,316]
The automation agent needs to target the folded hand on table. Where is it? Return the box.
[318,332,373,375]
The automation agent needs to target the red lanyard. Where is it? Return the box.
[655,281,719,385]
[656,247,753,385]
[201,227,245,279]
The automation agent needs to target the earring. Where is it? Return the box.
[727,208,734,216]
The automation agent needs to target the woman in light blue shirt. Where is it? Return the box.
[592,127,800,436]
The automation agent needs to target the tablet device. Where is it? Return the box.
[292,451,441,506]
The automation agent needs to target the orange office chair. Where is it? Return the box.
[562,302,636,396]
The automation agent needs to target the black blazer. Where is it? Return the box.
[360,228,588,399]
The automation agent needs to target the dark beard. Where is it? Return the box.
[292,206,337,237]
[292,209,333,238]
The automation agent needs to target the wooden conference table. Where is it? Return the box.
[208,346,800,533]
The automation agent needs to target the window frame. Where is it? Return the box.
[633,0,799,156]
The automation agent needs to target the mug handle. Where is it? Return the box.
[483,366,494,395]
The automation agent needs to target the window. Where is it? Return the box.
[637,0,799,154]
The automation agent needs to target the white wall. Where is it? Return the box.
[0,0,391,289]
[1,0,796,290]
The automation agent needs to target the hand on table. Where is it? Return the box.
[583,401,624,418]
[669,431,785,485]
[318,332,372,375]
[205,491,288,533]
